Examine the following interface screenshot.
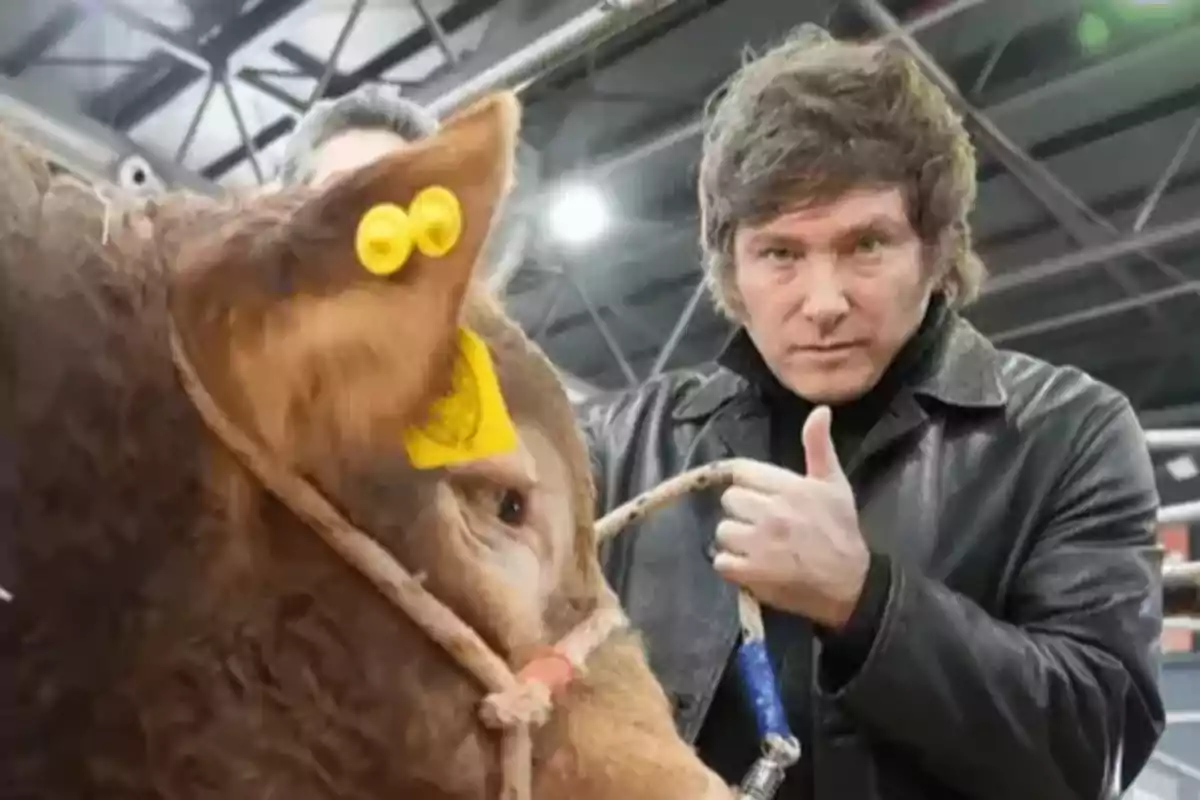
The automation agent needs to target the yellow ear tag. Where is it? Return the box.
[403,328,518,469]
[410,185,463,258]
[356,203,415,276]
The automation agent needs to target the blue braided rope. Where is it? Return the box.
[735,590,794,741]
[734,590,801,800]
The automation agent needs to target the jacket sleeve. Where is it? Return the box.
[821,393,1166,799]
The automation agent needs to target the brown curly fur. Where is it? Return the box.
[0,93,730,800]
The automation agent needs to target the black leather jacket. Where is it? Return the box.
[584,318,1166,799]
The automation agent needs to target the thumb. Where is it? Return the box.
[802,405,844,482]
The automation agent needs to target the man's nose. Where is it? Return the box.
[799,262,849,331]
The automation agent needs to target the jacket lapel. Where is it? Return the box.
[707,394,772,465]
[851,318,1009,477]
[649,371,769,737]
[673,369,772,466]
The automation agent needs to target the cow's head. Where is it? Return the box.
[163,92,600,664]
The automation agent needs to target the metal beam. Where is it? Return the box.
[563,268,638,386]
[92,0,212,74]
[410,0,460,65]
[1134,114,1200,233]
[235,70,304,112]
[530,278,569,342]
[880,0,989,41]
[0,71,215,193]
[1,4,85,74]
[200,116,294,181]
[205,0,699,181]
[89,0,307,132]
[1142,404,1200,428]
[531,0,985,210]
[850,0,1192,345]
[984,21,1200,128]
[304,0,369,110]
[1159,500,1200,526]
[217,69,263,184]
[80,0,314,188]
[174,76,216,164]
[984,214,1200,296]
[474,0,567,58]
[421,0,681,117]
[268,42,337,84]
[648,278,706,378]
[991,283,1197,346]
[1144,429,1200,451]
[206,0,501,181]
[30,56,148,68]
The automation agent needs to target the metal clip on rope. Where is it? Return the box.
[738,734,802,800]
[735,589,801,800]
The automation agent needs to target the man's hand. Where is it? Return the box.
[712,405,870,629]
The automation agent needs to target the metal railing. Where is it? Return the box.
[1146,429,1200,525]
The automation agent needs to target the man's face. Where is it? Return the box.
[732,186,934,404]
[307,129,413,187]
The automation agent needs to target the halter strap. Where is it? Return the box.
[168,318,625,800]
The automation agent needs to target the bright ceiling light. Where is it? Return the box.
[546,183,610,246]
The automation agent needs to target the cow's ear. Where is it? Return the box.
[166,92,524,463]
[293,90,521,321]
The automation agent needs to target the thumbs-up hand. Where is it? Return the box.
[801,405,847,484]
[712,405,869,629]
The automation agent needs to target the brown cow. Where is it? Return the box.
[0,93,731,800]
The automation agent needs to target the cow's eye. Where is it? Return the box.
[497,488,528,527]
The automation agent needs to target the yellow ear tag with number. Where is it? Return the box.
[404,328,518,469]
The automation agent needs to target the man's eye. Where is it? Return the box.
[759,246,798,263]
[852,233,886,253]
[497,489,528,527]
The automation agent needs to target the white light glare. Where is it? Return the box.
[547,183,610,246]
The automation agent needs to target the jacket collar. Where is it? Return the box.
[911,316,1008,410]
[672,315,1008,423]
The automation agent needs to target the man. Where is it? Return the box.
[585,25,1166,799]
[275,82,439,187]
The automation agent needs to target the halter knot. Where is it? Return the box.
[480,647,577,729]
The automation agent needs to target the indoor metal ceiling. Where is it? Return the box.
[0,0,1198,420]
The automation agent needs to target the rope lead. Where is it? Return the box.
[734,588,801,800]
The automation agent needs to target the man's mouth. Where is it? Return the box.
[794,341,863,354]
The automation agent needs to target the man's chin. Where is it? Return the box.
[800,388,867,405]
[783,371,879,406]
